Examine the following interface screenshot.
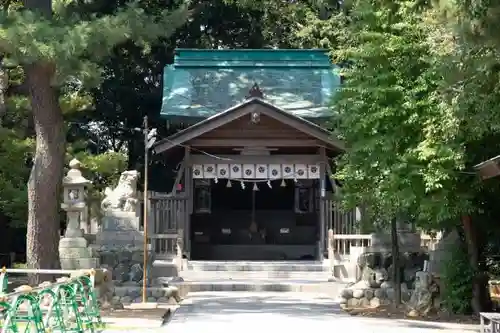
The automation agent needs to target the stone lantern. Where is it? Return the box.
[59,158,98,270]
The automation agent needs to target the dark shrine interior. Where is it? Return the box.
[190,178,332,260]
[212,179,294,211]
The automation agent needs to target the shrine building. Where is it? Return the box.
[149,49,359,261]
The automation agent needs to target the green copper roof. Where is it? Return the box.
[161,49,340,122]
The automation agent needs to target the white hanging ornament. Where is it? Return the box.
[214,177,218,184]
[226,179,232,188]
[267,180,272,189]
[280,179,286,187]
[240,181,245,189]
[253,183,259,191]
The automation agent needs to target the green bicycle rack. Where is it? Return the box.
[0,268,104,333]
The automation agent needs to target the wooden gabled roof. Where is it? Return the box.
[474,155,500,180]
[152,98,344,154]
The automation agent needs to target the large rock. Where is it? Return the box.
[347,298,360,308]
[364,289,374,300]
[406,271,436,316]
[374,288,386,298]
[340,288,353,299]
[428,231,460,276]
[352,289,364,299]
[129,263,143,282]
[113,263,129,282]
[359,297,370,307]
[370,297,381,308]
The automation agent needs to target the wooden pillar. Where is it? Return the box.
[318,147,327,261]
[184,146,192,259]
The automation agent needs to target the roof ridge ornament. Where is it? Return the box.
[246,83,264,99]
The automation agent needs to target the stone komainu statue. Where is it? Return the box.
[101,170,139,212]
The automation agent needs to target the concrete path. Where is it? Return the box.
[165,292,480,333]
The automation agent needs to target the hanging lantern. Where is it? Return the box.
[176,183,183,191]
[280,179,286,187]
[253,183,259,191]
[226,179,232,188]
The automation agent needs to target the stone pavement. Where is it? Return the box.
[101,292,481,333]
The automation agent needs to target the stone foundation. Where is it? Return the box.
[357,251,429,288]
[111,284,182,305]
[87,247,186,307]
[339,247,428,310]
[339,281,411,309]
[93,246,155,284]
[79,267,184,309]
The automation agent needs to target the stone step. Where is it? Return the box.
[169,279,348,294]
[180,270,330,280]
[186,261,328,272]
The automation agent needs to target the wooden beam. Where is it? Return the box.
[189,139,321,147]
[319,146,327,260]
[323,155,337,193]
[190,154,322,165]
[258,105,345,151]
[153,104,259,153]
[170,159,185,194]
[184,146,192,259]
[474,155,500,180]
[153,100,345,154]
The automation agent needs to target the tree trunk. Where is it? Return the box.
[391,216,401,306]
[25,62,65,284]
[461,215,492,313]
[0,64,7,126]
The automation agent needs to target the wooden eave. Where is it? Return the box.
[474,155,500,180]
[152,98,344,154]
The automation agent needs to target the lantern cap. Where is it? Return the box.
[63,158,91,186]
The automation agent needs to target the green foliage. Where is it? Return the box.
[0,128,33,226]
[76,151,127,188]
[75,151,128,223]
[331,0,472,227]
[0,1,190,87]
[441,241,474,314]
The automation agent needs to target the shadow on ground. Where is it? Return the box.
[172,292,345,320]
[170,292,480,331]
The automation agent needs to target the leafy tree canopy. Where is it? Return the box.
[332,0,471,228]
[0,0,189,86]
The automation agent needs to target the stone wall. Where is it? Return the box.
[340,281,411,308]
[338,248,429,310]
[94,246,152,284]
[87,208,184,305]
[112,282,183,305]
[79,265,183,308]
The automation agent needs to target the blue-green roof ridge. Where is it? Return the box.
[161,49,340,122]
[173,49,332,67]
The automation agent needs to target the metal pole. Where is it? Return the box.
[142,115,149,303]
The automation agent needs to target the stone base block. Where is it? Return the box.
[60,257,99,270]
[95,231,144,248]
[59,237,88,248]
[369,232,421,252]
[151,260,179,279]
[113,286,182,305]
[95,247,155,284]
